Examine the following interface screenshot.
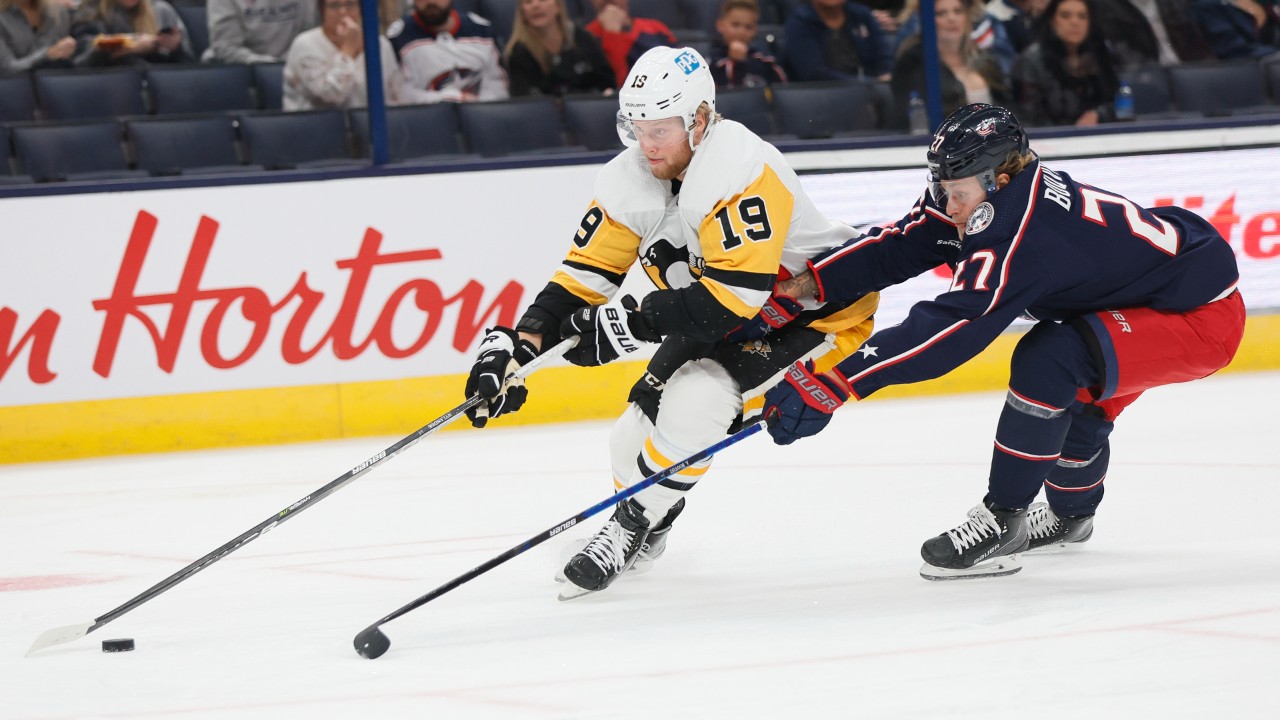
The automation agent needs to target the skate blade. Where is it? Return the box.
[557,583,598,601]
[919,554,1023,581]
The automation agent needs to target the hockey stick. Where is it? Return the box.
[26,336,578,657]
[353,419,766,659]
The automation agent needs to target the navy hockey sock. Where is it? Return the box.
[1042,405,1114,516]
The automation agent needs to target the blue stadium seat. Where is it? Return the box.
[680,0,720,33]
[458,97,572,156]
[252,63,285,110]
[476,0,516,45]
[0,74,38,123]
[126,115,257,176]
[173,2,209,59]
[715,86,777,137]
[1169,62,1273,116]
[237,110,363,169]
[11,121,146,182]
[1120,64,1176,117]
[349,104,470,162]
[147,65,257,115]
[562,95,624,152]
[0,125,34,184]
[1265,59,1280,102]
[631,0,688,29]
[34,67,147,120]
[771,81,878,139]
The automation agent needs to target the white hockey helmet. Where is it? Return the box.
[616,46,716,150]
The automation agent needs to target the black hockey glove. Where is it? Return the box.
[464,326,539,428]
[560,294,662,367]
[724,292,804,343]
[762,361,854,445]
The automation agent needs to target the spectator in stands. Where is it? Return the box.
[1095,0,1215,66]
[708,0,788,87]
[205,0,318,64]
[1193,0,1280,59]
[1012,0,1120,126]
[782,0,894,81]
[389,0,509,101]
[892,0,1016,74]
[985,0,1044,53]
[283,0,408,110]
[891,0,1008,125]
[70,0,195,66]
[0,0,75,74]
[504,0,615,96]
[585,0,677,87]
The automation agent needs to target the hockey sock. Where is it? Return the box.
[1042,404,1114,516]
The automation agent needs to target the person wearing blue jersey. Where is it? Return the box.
[757,103,1244,580]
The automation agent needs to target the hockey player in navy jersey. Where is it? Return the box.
[462,46,878,599]
[388,0,509,102]
[759,103,1244,580]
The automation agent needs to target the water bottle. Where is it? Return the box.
[1114,83,1135,121]
[908,91,929,135]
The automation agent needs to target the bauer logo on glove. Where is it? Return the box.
[561,295,662,367]
[762,361,855,445]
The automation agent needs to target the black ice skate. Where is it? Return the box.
[1026,502,1094,552]
[559,499,652,600]
[631,498,685,575]
[920,499,1028,581]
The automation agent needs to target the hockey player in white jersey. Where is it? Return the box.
[463,46,878,599]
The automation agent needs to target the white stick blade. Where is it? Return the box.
[26,622,94,656]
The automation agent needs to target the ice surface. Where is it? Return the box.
[4,372,1278,719]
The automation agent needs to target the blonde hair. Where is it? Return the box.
[504,0,576,73]
[997,151,1037,178]
[897,0,981,68]
[92,0,159,34]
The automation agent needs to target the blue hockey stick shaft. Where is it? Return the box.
[354,420,765,658]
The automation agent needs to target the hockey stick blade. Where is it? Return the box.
[352,420,765,659]
[26,337,578,656]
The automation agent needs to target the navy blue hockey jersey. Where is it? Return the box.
[811,159,1240,399]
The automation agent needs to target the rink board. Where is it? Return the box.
[3,140,1279,463]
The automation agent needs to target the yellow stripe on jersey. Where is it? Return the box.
[698,164,794,277]
[700,274,765,318]
[806,291,881,335]
[565,201,641,277]
[550,268,611,305]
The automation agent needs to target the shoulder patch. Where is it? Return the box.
[966,202,994,235]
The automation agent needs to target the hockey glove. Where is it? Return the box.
[464,326,539,428]
[724,293,804,343]
[762,361,854,445]
[561,294,662,367]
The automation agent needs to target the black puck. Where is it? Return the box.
[102,638,135,652]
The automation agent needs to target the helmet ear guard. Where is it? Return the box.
[616,46,716,150]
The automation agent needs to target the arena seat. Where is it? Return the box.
[630,0,689,29]
[1168,61,1273,116]
[562,95,624,152]
[172,1,209,59]
[252,63,285,110]
[11,120,146,182]
[349,104,470,162]
[0,74,38,123]
[126,115,257,176]
[237,110,363,169]
[715,86,778,138]
[457,97,573,156]
[147,65,257,115]
[771,81,878,139]
[34,67,147,120]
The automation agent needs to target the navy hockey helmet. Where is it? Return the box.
[927,104,1029,202]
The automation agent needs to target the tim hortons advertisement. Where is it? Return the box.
[2,148,1278,408]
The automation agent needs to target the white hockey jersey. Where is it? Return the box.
[542,119,877,341]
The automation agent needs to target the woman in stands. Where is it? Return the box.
[1012,0,1120,126]
[0,0,75,73]
[891,0,1009,128]
[70,0,194,66]
[282,0,407,110]
[505,0,616,96]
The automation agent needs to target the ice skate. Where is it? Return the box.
[558,499,651,600]
[554,498,685,584]
[1025,502,1094,552]
[920,499,1028,581]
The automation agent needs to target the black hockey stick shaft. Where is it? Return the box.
[353,420,765,659]
[27,336,578,656]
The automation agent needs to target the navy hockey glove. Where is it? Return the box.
[725,293,804,343]
[561,295,662,367]
[762,361,854,445]
[464,327,539,428]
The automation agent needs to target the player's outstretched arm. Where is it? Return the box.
[464,327,540,428]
